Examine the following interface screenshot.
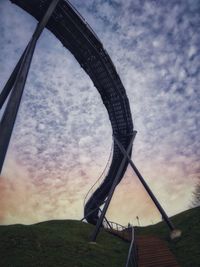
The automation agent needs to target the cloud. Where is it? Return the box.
[0,0,199,225]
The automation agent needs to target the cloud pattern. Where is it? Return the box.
[0,0,199,225]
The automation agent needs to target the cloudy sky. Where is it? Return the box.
[0,0,199,226]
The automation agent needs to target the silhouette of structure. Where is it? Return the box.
[0,0,176,241]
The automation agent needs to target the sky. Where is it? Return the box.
[0,0,199,226]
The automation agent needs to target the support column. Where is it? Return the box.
[113,135,175,231]
[0,0,60,174]
[0,49,26,110]
[90,131,137,242]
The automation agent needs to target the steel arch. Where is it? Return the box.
[11,0,134,224]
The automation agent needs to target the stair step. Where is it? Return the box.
[136,236,180,267]
[106,226,180,267]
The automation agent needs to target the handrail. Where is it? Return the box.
[102,219,138,266]
[102,218,130,241]
[125,227,138,267]
[83,142,113,208]
[65,0,102,43]
[103,220,126,232]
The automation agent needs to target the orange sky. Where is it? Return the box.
[0,142,196,226]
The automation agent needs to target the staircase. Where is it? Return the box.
[136,235,180,267]
[103,224,180,267]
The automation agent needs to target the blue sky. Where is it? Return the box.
[0,0,199,225]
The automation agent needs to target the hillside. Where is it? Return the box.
[0,220,129,267]
[136,206,200,267]
[0,207,199,267]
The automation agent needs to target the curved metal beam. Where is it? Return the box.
[10,0,134,224]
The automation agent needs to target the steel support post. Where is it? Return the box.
[0,48,28,110]
[0,60,19,108]
[113,135,175,231]
[90,131,137,242]
[81,203,105,222]
[0,0,60,173]
[102,215,113,229]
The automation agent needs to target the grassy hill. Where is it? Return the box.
[0,207,199,267]
[0,219,129,267]
[136,206,200,267]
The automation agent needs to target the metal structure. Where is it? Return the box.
[0,0,61,173]
[1,0,175,242]
[90,133,136,241]
[125,227,138,267]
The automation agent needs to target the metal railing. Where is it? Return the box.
[103,219,138,266]
[83,143,113,208]
[102,218,131,241]
[125,227,138,267]
[83,209,138,267]
[103,219,126,232]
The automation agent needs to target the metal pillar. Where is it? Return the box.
[0,49,27,110]
[113,135,175,231]
[81,202,106,222]
[0,0,60,174]
[90,131,137,242]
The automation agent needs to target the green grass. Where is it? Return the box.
[0,207,199,267]
[0,220,129,267]
[136,206,200,267]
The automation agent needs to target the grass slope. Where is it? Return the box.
[136,206,200,267]
[0,207,199,267]
[0,220,129,267]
